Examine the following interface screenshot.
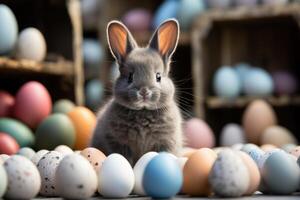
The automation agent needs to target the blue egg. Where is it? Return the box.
[143,152,183,198]
[85,79,104,110]
[152,0,180,29]
[0,4,18,54]
[234,63,251,82]
[177,0,206,30]
[213,66,241,98]
[243,67,274,96]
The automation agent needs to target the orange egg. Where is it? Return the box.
[238,151,261,195]
[80,147,106,172]
[260,144,277,152]
[182,148,217,196]
[67,107,96,150]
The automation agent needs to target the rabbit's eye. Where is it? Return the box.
[156,73,161,82]
[128,73,133,83]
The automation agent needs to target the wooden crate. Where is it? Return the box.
[0,0,84,105]
[191,3,300,141]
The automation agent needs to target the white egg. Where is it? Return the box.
[17,147,35,160]
[3,155,41,199]
[54,145,73,156]
[37,151,63,196]
[31,150,49,165]
[231,143,244,150]
[209,149,249,197]
[98,153,134,198]
[220,123,246,146]
[0,164,7,198]
[15,27,46,61]
[133,152,158,195]
[56,154,97,199]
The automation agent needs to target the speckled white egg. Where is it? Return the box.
[3,155,41,199]
[15,27,46,62]
[133,152,158,195]
[0,164,7,198]
[17,147,35,160]
[209,149,249,197]
[99,153,134,198]
[54,145,73,156]
[31,149,49,165]
[37,151,63,196]
[56,154,97,199]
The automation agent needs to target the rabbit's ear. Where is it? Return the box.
[107,21,137,62]
[149,19,179,60]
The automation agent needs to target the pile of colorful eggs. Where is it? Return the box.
[0,81,97,153]
[0,143,300,199]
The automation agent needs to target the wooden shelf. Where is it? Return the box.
[206,96,300,109]
[0,57,74,76]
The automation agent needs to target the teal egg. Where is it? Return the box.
[213,66,241,98]
[262,151,300,194]
[177,0,206,30]
[53,99,75,114]
[35,114,75,150]
[83,39,104,77]
[0,118,34,147]
[234,63,251,83]
[152,0,179,29]
[0,4,18,54]
[0,164,7,198]
[85,79,104,110]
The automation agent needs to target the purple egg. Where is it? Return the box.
[234,0,258,7]
[272,71,298,95]
[122,9,152,32]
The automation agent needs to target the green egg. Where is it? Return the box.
[52,99,75,114]
[35,113,75,150]
[0,118,34,147]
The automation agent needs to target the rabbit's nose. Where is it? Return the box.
[139,87,152,99]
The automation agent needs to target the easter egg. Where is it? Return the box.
[37,151,63,196]
[54,145,73,156]
[67,107,96,150]
[220,123,246,146]
[289,146,300,159]
[83,39,104,77]
[209,149,249,197]
[261,151,300,194]
[143,152,183,198]
[242,100,277,144]
[152,0,179,28]
[0,4,18,54]
[281,143,297,153]
[133,152,158,195]
[31,149,49,165]
[0,91,14,117]
[0,133,19,155]
[13,81,52,129]
[234,63,251,83]
[85,79,104,110]
[213,66,241,98]
[15,27,46,61]
[81,0,103,30]
[243,68,274,96]
[184,118,215,148]
[52,99,75,114]
[4,155,41,199]
[122,9,152,32]
[261,144,277,152]
[207,0,233,9]
[272,71,297,95]
[0,164,7,198]
[234,0,258,6]
[0,118,34,147]
[98,153,134,198]
[17,147,35,160]
[178,0,206,30]
[182,148,217,196]
[56,154,97,199]
[80,147,106,173]
[257,149,284,171]
[262,0,288,5]
[260,126,297,147]
[241,143,264,164]
[35,114,75,150]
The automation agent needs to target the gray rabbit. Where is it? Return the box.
[90,19,183,164]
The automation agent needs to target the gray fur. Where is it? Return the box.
[90,19,183,165]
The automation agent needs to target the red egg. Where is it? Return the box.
[0,132,20,155]
[0,90,14,117]
[13,81,52,129]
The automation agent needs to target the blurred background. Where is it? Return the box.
[1,0,300,151]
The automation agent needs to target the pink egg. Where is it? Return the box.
[122,8,152,32]
[184,118,215,148]
[0,90,14,117]
[13,81,52,129]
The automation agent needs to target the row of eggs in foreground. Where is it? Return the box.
[1,143,300,199]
